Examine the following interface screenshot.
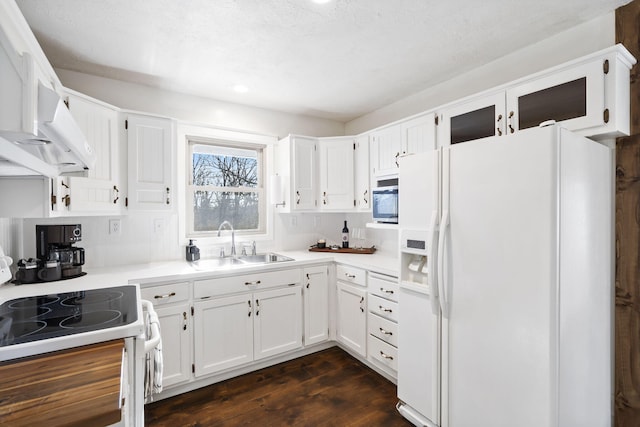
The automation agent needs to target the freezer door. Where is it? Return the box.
[441,128,558,427]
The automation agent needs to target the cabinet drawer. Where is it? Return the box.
[368,293,398,322]
[368,272,399,302]
[368,312,398,347]
[141,282,190,306]
[194,268,302,299]
[336,264,366,287]
[368,335,398,372]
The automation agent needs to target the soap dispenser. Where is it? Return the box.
[186,239,200,262]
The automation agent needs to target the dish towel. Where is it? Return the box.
[144,309,163,400]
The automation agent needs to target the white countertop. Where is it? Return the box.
[0,250,397,361]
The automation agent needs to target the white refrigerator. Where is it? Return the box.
[397,124,613,427]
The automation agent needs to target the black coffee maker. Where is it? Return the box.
[36,224,86,279]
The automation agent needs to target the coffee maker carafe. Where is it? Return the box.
[36,224,86,279]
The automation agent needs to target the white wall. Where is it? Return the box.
[56,69,345,138]
[345,12,616,134]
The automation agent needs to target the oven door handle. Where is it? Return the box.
[141,300,161,353]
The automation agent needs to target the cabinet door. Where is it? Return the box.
[318,137,354,210]
[155,303,191,387]
[253,286,303,360]
[438,92,506,146]
[127,114,173,211]
[194,294,253,377]
[304,266,329,346]
[65,94,121,214]
[370,124,402,177]
[354,134,370,211]
[336,282,367,357]
[292,136,317,210]
[507,59,605,134]
[401,112,436,155]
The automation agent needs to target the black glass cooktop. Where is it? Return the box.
[0,285,138,347]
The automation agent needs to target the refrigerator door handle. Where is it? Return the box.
[437,209,450,318]
[428,209,439,315]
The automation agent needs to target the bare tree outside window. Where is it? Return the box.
[188,141,264,235]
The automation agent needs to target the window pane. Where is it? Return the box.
[194,191,260,231]
[192,146,258,188]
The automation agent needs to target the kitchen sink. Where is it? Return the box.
[236,253,294,264]
[190,253,293,271]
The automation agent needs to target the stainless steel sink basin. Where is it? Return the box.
[236,253,294,264]
[190,253,293,271]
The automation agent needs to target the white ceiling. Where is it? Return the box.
[16,0,630,122]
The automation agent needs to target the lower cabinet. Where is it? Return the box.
[141,282,192,389]
[336,281,367,357]
[194,285,303,377]
[303,265,329,346]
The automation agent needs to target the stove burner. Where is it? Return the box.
[60,310,122,329]
[8,296,60,310]
[60,291,124,307]
[11,320,47,338]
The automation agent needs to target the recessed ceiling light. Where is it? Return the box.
[233,84,249,94]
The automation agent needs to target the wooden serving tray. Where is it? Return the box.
[309,246,376,254]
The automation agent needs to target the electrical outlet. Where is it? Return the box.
[109,219,121,235]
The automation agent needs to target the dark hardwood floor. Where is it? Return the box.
[145,347,412,426]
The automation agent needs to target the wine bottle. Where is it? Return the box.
[342,220,349,248]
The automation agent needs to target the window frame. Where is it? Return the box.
[186,136,266,238]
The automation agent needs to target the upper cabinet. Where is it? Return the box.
[371,112,436,178]
[318,137,354,211]
[274,135,318,212]
[64,91,122,214]
[438,45,635,145]
[354,134,370,211]
[125,113,174,211]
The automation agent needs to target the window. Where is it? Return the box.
[187,138,265,236]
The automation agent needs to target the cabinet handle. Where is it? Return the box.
[248,300,252,317]
[379,305,393,313]
[395,152,400,167]
[379,327,393,336]
[296,190,301,205]
[244,280,261,285]
[166,187,170,205]
[380,351,394,360]
[255,299,260,316]
[360,296,365,313]
[380,287,394,294]
[496,114,503,136]
[508,111,515,134]
[323,191,327,205]
[183,312,187,331]
[154,292,176,299]
[113,185,120,204]
[363,189,368,204]
[306,283,310,289]
[345,273,356,279]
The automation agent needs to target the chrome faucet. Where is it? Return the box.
[217,221,236,256]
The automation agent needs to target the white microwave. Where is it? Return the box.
[372,185,398,223]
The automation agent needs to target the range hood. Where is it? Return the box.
[0,83,96,177]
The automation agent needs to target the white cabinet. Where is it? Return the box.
[318,137,354,210]
[253,286,303,360]
[274,135,317,212]
[354,134,370,211]
[64,91,122,214]
[126,114,173,211]
[370,124,402,177]
[367,272,399,376]
[193,268,303,377]
[194,293,253,376]
[141,282,192,388]
[303,265,329,346]
[400,113,437,155]
[438,45,635,145]
[336,265,367,358]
